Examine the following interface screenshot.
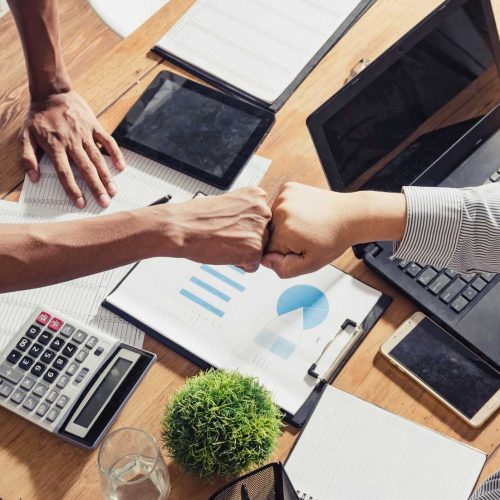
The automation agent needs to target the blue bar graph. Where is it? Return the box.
[200,265,245,292]
[190,276,231,302]
[179,289,225,317]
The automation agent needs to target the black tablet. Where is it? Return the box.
[113,71,275,189]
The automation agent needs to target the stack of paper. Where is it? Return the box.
[0,148,271,351]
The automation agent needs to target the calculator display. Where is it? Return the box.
[74,358,132,428]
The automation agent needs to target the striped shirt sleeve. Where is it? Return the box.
[469,471,500,500]
[393,183,500,273]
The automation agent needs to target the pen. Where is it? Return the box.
[149,195,172,206]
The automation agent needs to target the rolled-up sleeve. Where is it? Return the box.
[393,183,500,273]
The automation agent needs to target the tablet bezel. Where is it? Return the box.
[112,71,275,189]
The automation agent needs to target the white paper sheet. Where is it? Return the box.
[105,258,382,414]
[156,0,363,103]
[285,387,486,500]
[0,200,143,350]
[20,148,271,214]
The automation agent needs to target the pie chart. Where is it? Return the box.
[276,285,329,330]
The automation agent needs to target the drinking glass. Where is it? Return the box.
[98,427,171,500]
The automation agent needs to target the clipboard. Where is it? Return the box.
[103,269,391,428]
[152,0,376,112]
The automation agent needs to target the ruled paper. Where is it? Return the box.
[0,201,143,350]
[285,387,486,500]
[20,148,271,215]
[156,0,362,103]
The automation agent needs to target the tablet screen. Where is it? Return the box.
[113,71,275,188]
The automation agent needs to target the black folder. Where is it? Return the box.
[152,0,376,112]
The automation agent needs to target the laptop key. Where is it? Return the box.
[460,273,475,283]
[406,263,422,277]
[397,260,410,269]
[463,286,478,301]
[417,267,438,286]
[428,274,451,295]
[489,171,500,182]
[440,278,467,304]
[451,296,469,313]
[444,269,458,278]
[481,272,496,282]
[471,277,487,292]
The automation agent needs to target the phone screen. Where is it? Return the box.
[389,317,500,418]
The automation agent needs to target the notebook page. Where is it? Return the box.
[285,387,486,500]
[156,0,362,103]
[0,201,143,349]
[20,148,271,215]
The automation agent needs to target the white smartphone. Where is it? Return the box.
[381,312,500,427]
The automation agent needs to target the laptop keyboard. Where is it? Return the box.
[395,169,499,314]
[397,260,495,313]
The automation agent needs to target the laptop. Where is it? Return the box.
[307,0,500,368]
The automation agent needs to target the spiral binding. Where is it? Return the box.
[296,490,316,500]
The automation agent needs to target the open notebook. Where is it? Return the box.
[285,386,486,500]
[154,0,374,110]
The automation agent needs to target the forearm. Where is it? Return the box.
[7,0,71,100]
[0,206,175,293]
[344,190,407,244]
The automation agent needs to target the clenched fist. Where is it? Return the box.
[262,182,406,278]
[162,186,272,272]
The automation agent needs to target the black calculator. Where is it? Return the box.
[0,307,155,449]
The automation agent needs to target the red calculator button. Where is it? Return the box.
[48,318,63,332]
[36,312,51,326]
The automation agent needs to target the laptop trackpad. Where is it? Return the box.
[457,283,500,368]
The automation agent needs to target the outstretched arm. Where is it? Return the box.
[263,182,500,279]
[0,187,271,293]
[7,0,125,209]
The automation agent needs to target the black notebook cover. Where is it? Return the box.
[103,265,391,428]
[152,0,376,112]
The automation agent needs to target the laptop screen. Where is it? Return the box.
[319,0,500,191]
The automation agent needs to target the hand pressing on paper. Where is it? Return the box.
[159,186,272,272]
[21,91,126,209]
[262,182,407,278]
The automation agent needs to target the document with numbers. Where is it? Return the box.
[154,0,374,109]
[20,148,271,215]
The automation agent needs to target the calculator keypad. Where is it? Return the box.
[0,308,113,433]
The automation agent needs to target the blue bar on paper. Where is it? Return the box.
[200,265,245,292]
[180,289,225,317]
[228,265,246,275]
[190,276,231,302]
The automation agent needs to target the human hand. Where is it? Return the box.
[262,182,406,278]
[20,90,126,208]
[262,183,356,278]
[162,187,272,272]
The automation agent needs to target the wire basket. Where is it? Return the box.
[208,462,300,500]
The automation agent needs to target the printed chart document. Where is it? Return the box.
[0,200,143,350]
[20,148,271,215]
[105,258,382,414]
[156,0,366,104]
[285,387,486,500]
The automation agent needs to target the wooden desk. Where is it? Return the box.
[1,1,499,498]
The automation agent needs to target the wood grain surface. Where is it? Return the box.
[0,0,499,499]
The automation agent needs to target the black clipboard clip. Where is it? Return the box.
[308,319,364,383]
